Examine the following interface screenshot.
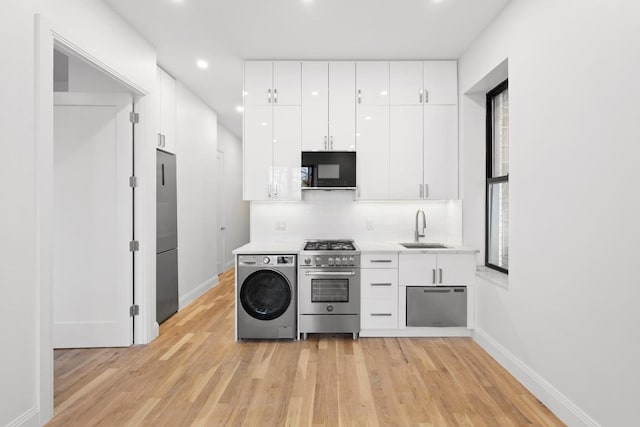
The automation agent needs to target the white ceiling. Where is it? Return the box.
[103,0,510,137]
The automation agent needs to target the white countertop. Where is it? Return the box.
[232,242,302,255]
[233,240,478,255]
[357,241,479,254]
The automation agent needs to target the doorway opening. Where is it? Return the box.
[217,151,226,274]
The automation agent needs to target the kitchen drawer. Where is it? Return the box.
[361,269,398,299]
[361,253,398,269]
[361,298,398,329]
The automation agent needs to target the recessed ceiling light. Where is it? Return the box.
[196,59,209,69]
[301,0,314,4]
[380,91,388,96]
[261,122,268,127]
[311,91,319,96]
[365,116,372,121]
[236,106,244,113]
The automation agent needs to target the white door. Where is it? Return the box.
[273,61,301,106]
[272,106,302,201]
[423,105,458,200]
[390,61,423,106]
[243,105,273,200]
[301,61,329,151]
[356,105,389,199]
[244,61,273,106]
[436,254,475,286]
[390,106,423,199]
[356,61,389,106]
[399,254,438,287]
[328,61,356,151]
[53,93,133,348]
[423,61,458,105]
[217,151,226,273]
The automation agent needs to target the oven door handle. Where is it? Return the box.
[304,271,356,276]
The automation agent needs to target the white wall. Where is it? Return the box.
[54,51,132,93]
[175,82,219,308]
[218,125,249,268]
[459,1,640,425]
[0,0,158,425]
[251,195,462,245]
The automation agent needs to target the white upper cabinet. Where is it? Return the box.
[273,61,301,105]
[389,106,423,199]
[243,106,273,200]
[302,61,355,151]
[423,61,458,105]
[272,106,301,200]
[157,66,176,153]
[357,105,389,199]
[328,61,356,151]
[390,61,424,106]
[356,62,389,106]
[301,62,329,151]
[245,61,301,106]
[423,105,458,199]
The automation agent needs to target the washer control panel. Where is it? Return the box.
[237,255,296,267]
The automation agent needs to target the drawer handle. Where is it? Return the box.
[370,283,392,287]
[370,259,392,263]
[370,313,392,317]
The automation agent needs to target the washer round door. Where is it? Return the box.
[240,270,292,321]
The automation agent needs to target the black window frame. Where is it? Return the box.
[485,79,509,274]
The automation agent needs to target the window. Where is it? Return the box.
[486,80,509,273]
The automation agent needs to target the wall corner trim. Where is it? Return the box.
[473,328,601,427]
[178,276,219,310]
[6,407,39,427]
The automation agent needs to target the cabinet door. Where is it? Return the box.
[390,106,423,199]
[423,61,457,105]
[356,61,389,106]
[159,69,176,153]
[272,107,301,201]
[328,61,356,151]
[356,106,389,199]
[399,253,438,286]
[243,106,273,200]
[273,61,301,106]
[423,105,458,200]
[244,61,273,106]
[436,254,475,286]
[301,62,329,151]
[390,61,423,105]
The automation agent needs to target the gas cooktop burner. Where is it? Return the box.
[303,240,356,251]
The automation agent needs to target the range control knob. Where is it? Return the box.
[304,257,311,265]
[349,256,355,265]
[263,257,271,264]
[328,257,334,266]
[315,256,322,265]
[335,257,342,265]
[342,256,349,265]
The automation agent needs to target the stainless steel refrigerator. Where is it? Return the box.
[157,150,178,324]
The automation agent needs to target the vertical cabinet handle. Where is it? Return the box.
[419,184,423,198]
[424,184,429,198]
[419,89,423,103]
[425,89,429,103]
[267,88,272,103]
[324,136,328,150]
[268,183,272,198]
[162,134,166,148]
[432,269,436,284]
[357,89,362,104]
[161,163,165,186]
[158,133,162,148]
[330,136,334,150]
[274,88,278,103]
[439,268,443,284]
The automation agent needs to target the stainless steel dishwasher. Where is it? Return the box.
[406,287,467,327]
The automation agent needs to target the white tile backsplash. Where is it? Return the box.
[250,192,462,245]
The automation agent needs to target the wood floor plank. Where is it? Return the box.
[48,268,564,426]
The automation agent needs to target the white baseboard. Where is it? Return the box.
[7,407,39,427]
[179,275,218,310]
[224,259,234,271]
[473,328,600,427]
[360,327,472,338]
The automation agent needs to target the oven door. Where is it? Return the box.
[299,268,360,315]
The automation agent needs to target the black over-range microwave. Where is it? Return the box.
[301,151,356,189]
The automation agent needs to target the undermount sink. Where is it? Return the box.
[400,242,450,249]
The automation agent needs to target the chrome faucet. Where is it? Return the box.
[414,209,427,243]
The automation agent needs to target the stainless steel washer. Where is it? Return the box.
[236,254,297,340]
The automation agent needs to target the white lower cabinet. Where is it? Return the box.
[360,253,398,330]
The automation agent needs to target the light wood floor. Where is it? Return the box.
[48,268,563,426]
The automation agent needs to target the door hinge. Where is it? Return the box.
[129,176,138,188]
[129,240,140,252]
[130,304,140,317]
[129,112,140,124]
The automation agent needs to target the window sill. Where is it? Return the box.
[476,266,509,289]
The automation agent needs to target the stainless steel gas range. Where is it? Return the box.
[298,240,361,340]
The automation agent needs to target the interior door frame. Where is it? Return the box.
[217,150,226,273]
[34,15,154,424]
